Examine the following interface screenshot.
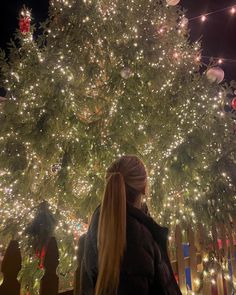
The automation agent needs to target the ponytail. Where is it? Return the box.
[95,172,126,295]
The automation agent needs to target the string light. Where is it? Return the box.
[230,7,236,14]
[201,55,236,64]
[188,4,236,22]
[201,15,207,22]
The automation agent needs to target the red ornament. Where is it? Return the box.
[35,246,46,269]
[19,16,31,35]
[232,97,236,110]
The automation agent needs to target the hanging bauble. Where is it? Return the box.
[206,67,224,84]
[166,0,180,6]
[120,67,132,79]
[231,97,236,110]
[51,163,61,174]
[19,9,31,35]
[35,246,46,269]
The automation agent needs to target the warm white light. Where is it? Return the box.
[218,59,223,64]
[195,56,201,62]
[201,15,207,22]
[173,52,179,58]
[211,279,216,285]
[231,7,236,14]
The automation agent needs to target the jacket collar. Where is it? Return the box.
[127,203,169,248]
[92,204,169,248]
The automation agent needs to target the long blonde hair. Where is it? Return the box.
[95,155,147,295]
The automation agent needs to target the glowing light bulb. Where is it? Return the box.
[211,279,216,285]
[195,56,201,62]
[231,7,236,14]
[201,15,207,22]
[218,59,223,64]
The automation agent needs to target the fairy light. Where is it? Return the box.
[195,56,201,62]
[230,7,236,14]
[194,278,200,287]
[188,4,236,22]
[211,279,216,285]
[201,15,207,22]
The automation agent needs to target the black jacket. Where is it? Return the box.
[80,204,182,295]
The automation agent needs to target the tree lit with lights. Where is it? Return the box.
[0,0,236,293]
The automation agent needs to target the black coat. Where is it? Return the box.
[80,204,182,295]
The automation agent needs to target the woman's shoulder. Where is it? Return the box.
[126,204,169,248]
[87,206,100,233]
[122,206,158,279]
[84,206,101,256]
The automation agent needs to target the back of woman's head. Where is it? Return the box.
[95,155,147,295]
[107,155,147,200]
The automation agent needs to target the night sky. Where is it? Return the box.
[0,0,236,81]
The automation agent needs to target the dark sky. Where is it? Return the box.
[0,0,236,81]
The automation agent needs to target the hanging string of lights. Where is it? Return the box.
[201,56,236,65]
[187,3,236,22]
[178,4,236,67]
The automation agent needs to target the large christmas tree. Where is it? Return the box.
[0,0,236,293]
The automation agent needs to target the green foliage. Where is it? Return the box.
[0,0,236,292]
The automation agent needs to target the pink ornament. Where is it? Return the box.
[206,67,224,84]
[232,97,236,110]
[166,0,180,6]
[120,67,132,79]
